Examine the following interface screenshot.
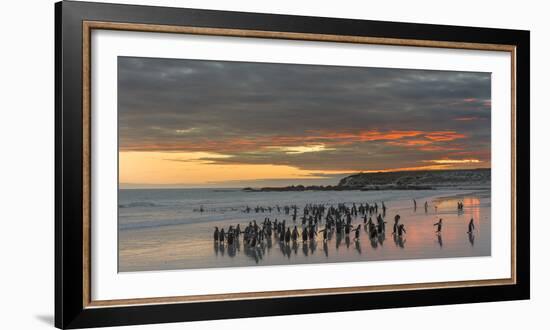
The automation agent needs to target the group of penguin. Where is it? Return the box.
[213,198,479,250]
[212,202,410,248]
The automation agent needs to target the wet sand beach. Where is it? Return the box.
[119,189,490,272]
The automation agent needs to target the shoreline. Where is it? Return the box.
[243,185,490,193]
[119,188,491,272]
[243,168,490,192]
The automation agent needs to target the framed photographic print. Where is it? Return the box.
[55,1,530,328]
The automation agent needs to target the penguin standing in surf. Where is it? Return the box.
[377,214,386,234]
[227,228,234,245]
[308,226,316,240]
[344,222,351,236]
[397,224,406,237]
[392,215,401,235]
[302,227,308,242]
[213,227,219,241]
[284,228,291,244]
[219,228,225,244]
[368,221,378,239]
[291,226,299,241]
[353,224,361,240]
[434,218,443,233]
[319,224,328,241]
[468,218,475,233]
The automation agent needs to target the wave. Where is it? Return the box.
[119,201,160,208]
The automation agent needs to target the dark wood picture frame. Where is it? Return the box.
[55,1,530,328]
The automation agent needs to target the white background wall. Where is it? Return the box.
[0,0,545,329]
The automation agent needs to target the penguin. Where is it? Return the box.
[392,214,400,235]
[291,226,299,241]
[213,226,219,241]
[302,227,308,242]
[397,224,406,237]
[354,224,361,240]
[377,214,386,233]
[219,228,225,244]
[285,228,291,244]
[434,218,443,233]
[369,222,378,239]
[336,221,342,235]
[308,226,316,240]
[227,230,234,245]
[468,218,475,233]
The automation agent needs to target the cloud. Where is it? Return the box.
[266,144,336,154]
[424,159,481,164]
[118,57,491,172]
[454,116,485,121]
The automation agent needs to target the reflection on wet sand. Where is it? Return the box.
[120,191,491,272]
[213,229,376,262]
[212,196,484,263]
[355,240,362,254]
[393,234,406,249]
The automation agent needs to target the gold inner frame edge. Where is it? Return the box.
[81,20,517,308]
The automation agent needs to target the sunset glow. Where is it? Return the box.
[118,57,491,187]
[119,151,352,186]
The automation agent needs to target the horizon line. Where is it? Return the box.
[119,167,490,190]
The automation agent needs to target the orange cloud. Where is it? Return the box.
[311,130,424,142]
[454,116,481,121]
[362,164,452,173]
[424,131,466,142]
[417,145,451,151]
[120,129,468,154]
[424,159,481,164]
[386,139,433,147]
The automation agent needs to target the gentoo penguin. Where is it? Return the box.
[354,224,361,240]
[284,228,291,243]
[434,218,443,233]
[213,227,219,241]
[219,228,225,243]
[291,226,299,241]
[468,218,475,233]
[397,224,406,236]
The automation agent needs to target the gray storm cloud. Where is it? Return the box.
[118,56,491,172]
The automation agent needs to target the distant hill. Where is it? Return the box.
[338,168,490,190]
[243,168,490,192]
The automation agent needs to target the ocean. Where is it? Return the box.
[119,188,491,272]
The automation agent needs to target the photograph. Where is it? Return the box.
[118,57,492,272]
[50,1,531,328]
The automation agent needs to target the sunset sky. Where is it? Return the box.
[118,57,491,188]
